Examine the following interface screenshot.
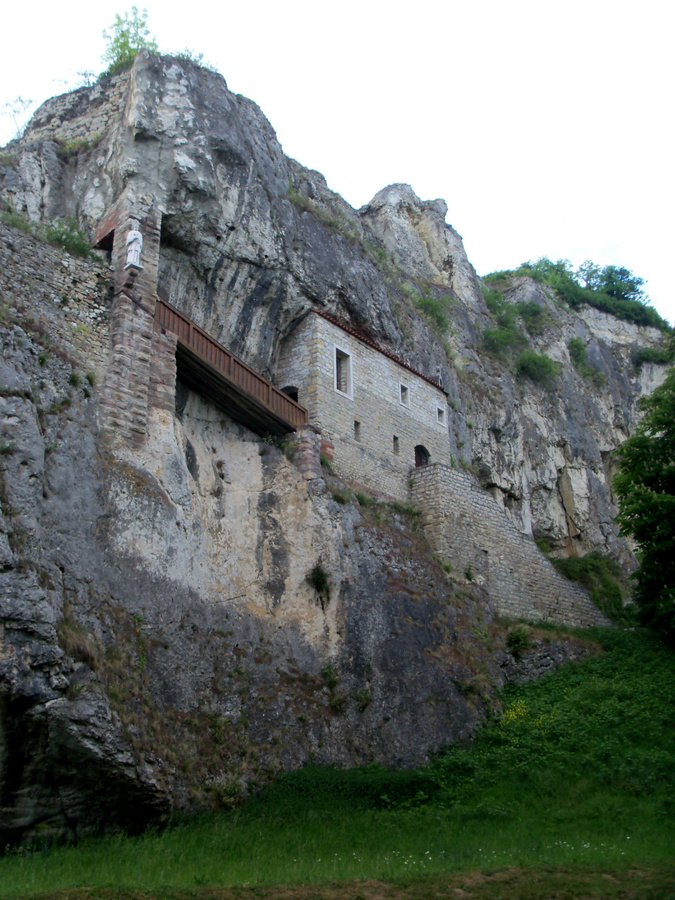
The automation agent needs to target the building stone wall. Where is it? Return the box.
[97,202,164,449]
[0,222,111,376]
[21,74,131,146]
[412,463,607,626]
[277,312,451,499]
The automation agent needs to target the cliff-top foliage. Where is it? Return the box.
[101,7,158,76]
[485,257,671,332]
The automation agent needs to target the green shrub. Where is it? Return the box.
[506,625,530,659]
[56,134,103,160]
[101,7,158,76]
[483,325,527,360]
[320,663,339,691]
[552,551,631,624]
[355,490,376,508]
[567,337,607,387]
[482,286,505,313]
[1,210,32,233]
[44,217,92,258]
[515,350,559,388]
[319,452,333,471]
[413,292,449,332]
[516,300,548,335]
[388,500,421,518]
[308,564,329,596]
[330,488,350,504]
[632,345,675,367]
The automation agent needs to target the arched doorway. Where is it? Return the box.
[414,444,430,468]
[281,385,299,403]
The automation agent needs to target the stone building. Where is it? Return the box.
[276,310,451,499]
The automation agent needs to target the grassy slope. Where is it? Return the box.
[1,628,674,899]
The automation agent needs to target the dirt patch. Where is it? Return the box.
[30,865,675,900]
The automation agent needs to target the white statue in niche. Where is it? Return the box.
[125,222,144,270]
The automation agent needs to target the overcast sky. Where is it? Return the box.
[2,0,673,324]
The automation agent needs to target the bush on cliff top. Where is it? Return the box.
[484,257,671,332]
[102,7,158,76]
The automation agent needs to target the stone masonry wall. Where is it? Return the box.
[97,203,165,449]
[277,312,451,499]
[0,222,111,377]
[20,74,131,147]
[412,463,608,626]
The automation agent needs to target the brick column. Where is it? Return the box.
[98,203,168,448]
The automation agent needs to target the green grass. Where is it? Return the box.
[1,629,673,898]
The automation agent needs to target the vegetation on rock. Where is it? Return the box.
[614,366,675,639]
[551,550,630,624]
[481,286,558,388]
[1,209,93,257]
[485,257,670,332]
[567,337,607,387]
[102,7,158,76]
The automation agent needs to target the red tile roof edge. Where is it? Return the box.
[311,309,447,394]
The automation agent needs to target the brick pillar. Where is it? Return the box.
[98,203,165,448]
[148,328,177,414]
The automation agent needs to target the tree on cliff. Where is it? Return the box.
[102,7,158,76]
[614,366,675,640]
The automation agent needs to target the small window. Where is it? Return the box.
[354,420,361,442]
[399,383,410,407]
[335,347,353,398]
[393,435,400,455]
[436,406,446,426]
[281,386,299,403]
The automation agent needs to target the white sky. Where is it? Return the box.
[2,0,673,325]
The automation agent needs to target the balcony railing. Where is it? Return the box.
[155,297,307,433]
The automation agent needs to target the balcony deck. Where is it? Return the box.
[155,298,307,435]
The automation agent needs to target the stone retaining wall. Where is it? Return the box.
[0,222,111,377]
[412,463,608,626]
[21,74,131,147]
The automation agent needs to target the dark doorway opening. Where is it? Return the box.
[414,444,430,468]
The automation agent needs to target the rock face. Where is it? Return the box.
[0,51,670,842]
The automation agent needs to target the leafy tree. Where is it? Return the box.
[102,7,158,76]
[576,259,602,291]
[597,265,646,302]
[614,367,675,640]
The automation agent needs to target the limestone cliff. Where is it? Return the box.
[0,51,670,843]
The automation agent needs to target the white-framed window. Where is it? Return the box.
[436,406,447,426]
[334,345,353,398]
[399,383,410,407]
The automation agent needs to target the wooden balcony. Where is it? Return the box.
[155,298,307,435]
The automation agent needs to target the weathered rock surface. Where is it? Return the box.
[0,301,514,842]
[0,51,671,842]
